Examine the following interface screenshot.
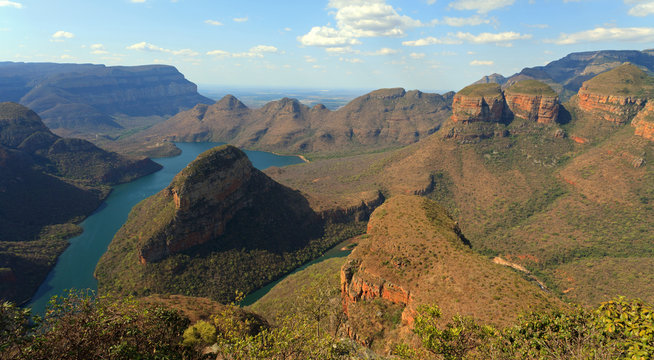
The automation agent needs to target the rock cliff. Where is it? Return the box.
[132,145,321,263]
[504,80,559,124]
[340,196,561,348]
[451,83,508,123]
[141,88,453,154]
[633,101,654,141]
[0,62,212,133]
[575,64,652,124]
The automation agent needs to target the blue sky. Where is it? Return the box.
[1,0,653,92]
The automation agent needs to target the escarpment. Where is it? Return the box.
[340,196,561,348]
[0,62,212,134]
[576,64,653,124]
[132,145,322,263]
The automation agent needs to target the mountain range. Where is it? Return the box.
[474,49,654,101]
[0,62,212,136]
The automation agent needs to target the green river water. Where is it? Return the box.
[28,143,306,314]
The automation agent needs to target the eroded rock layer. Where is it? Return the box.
[504,80,559,124]
[340,195,561,347]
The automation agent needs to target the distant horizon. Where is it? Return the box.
[2,0,653,90]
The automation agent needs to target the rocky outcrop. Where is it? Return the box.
[142,88,453,154]
[0,62,212,133]
[504,80,559,124]
[632,101,654,141]
[451,84,507,123]
[576,64,653,124]
[339,196,561,347]
[577,90,646,124]
[132,145,321,263]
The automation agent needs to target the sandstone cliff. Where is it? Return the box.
[632,101,654,141]
[451,83,507,123]
[504,80,559,124]
[0,62,212,133]
[340,195,561,348]
[575,64,652,124]
[141,88,453,154]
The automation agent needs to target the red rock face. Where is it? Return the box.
[577,86,647,124]
[341,259,416,329]
[451,94,506,123]
[632,102,654,141]
[504,93,559,124]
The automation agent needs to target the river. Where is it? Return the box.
[28,143,304,315]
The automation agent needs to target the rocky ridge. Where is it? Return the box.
[504,80,560,124]
[141,88,454,154]
[340,195,560,348]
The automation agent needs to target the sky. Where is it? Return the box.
[1,0,653,92]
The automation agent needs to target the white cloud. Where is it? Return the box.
[625,0,654,16]
[60,54,74,60]
[427,0,437,4]
[339,57,364,63]
[233,17,248,22]
[441,15,490,26]
[403,31,529,46]
[304,55,317,63]
[206,50,230,57]
[206,45,278,58]
[284,27,292,31]
[249,45,278,53]
[551,26,654,44]
[470,60,494,66]
[402,36,462,46]
[455,31,531,43]
[127,42,199,56]
[449,0,515,13]
[298,26,363,47]
[127,42,166,52]
[205,20,223,26]
[0,1,22,8]
[131,0,146,3]
[90,44,108,55]
[51,30,74,41]
[326,46,359,54]
[298,0,426,48]
[369,47,399,55]
[410,52,426,59]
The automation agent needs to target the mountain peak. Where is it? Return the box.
[215,94,248,111]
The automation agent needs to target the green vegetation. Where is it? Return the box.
[582,63,654,96]
[396,297,654,359]
[1,292,201,360]
[456,83,502,97]
[97,221,365,304]
[505,80,557,96]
